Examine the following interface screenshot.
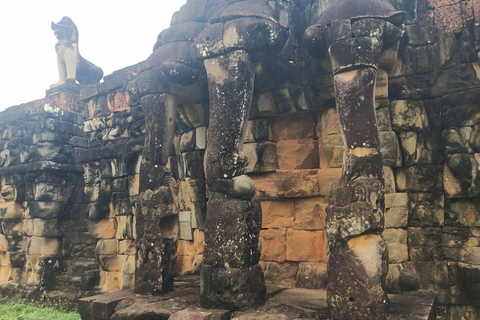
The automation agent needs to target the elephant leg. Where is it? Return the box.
[135,93,178,295]
[326,67,388,320]
[200,50,266,310]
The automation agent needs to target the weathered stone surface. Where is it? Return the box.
[262,261,297,287]
[79,289,133,320]
[270,114,315,141]
[409,192,444,227]
[276,140,319,170]
[204,193,261,268]
[26,236,61,255]
[169,308,231,320]
[252,170,320,200]
[395,165,443,192]
[261,200,294,229]
[86,219,118,239]
[385,193,409,228]
[243,142,278,173]
[296,262,327,289]
[408,227,442,262]
[383,228,408,263]
[293,197,326,231]
[286,229,326,262]
[260,229,286,262]
[200,264,266,311]
[391,100,430,132]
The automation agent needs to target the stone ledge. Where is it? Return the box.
[101,276,436,320]
[388,291,436,320]
[78,289,133,320]
[0,161,84,174]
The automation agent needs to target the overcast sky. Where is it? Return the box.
[0,0,187,111]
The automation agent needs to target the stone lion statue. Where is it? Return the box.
[51,16,103,87]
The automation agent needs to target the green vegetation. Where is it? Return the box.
[0,302,81,320]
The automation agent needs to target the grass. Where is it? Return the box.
[0,302,81,320]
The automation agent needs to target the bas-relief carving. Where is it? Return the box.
[51,16,103,88]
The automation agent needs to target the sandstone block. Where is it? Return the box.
[317,168,342,196]
[253,170,320,200]
[391,100,429,132]
[0,235,7,252]
[244,119,271,142]
[406,24,436,46]
[86,219,117,239]
[95,239,118,255]
[99,255,128,272]
[175,255,195,276]
[124,255,135,274]
[296,262,327,289]
[100,271,123,292]
[385,193,409,228]
[386,263,402,293]
[277,140,319,170]
[445,198,480,227]
[116,216,134,240]
[0,202,23,219]
[409,192,444,227]
[395,165,443,192]
[27,219,62,237]
[384,166,396,193]
[177,240,196,257]
[261,200,294,228]
[0,185,16,202]
[118,240,135,255]
[26,236,61,255]
[321,134,344,168]
[243,142,278,173]
[260,229,286,262]
[34,182,73,202]
[383,228,408,263]
[1,219,23,237]
[376,107,392,131]
[319,108,341,137]
[380,131,402,167]
[263,261,298,287]
[193,230,204,254]
[27,201,66,219]
[408,227,442,262]
[270,114,315,141]
[293,197,326,230]
[128,174,140,196]
[286,229,326,262]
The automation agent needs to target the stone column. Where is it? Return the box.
[135,93,178,295]
[200,50,266,310]
[304,1,405,318]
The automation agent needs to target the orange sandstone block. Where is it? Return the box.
[260,228,287,262]
[286,229,327,262]
[261,200,294,228]
[277,140,319,170]
[293,197,326,230]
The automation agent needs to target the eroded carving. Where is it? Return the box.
[305,0,405,319]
